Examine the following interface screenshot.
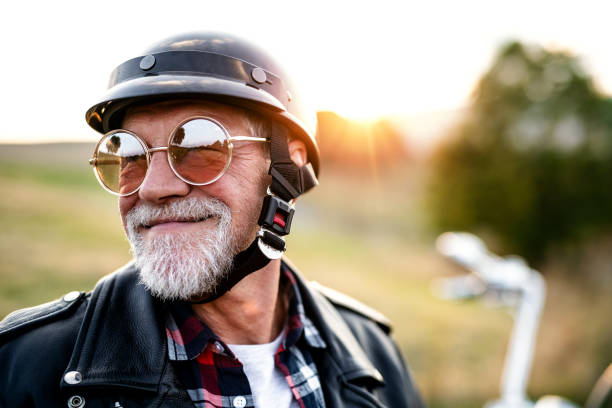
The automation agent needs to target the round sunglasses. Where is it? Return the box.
[89,116,268,196]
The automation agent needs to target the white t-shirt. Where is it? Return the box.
[228,331,299,408]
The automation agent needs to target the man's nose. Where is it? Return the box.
[138,150,190,203]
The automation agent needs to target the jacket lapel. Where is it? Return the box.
[61,263,167,393]
[287,260,388,407]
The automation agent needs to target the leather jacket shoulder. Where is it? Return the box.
[0,261,424,408]
[0,289,90,407]
[287,260,424,408]
[309,280,392,333]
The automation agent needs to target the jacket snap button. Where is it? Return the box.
[63,291,80,302]
[63,371,82,384]
[67,395,85,408]
[232,395,247,408]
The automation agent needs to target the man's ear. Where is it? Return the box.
[288,138,307,167]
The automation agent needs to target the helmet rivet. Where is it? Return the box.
[287,91,292,102]
[140,55,156,71]
[251,67,267,84]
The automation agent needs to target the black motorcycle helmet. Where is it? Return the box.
[85,31,320,176]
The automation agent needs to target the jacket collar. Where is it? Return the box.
[61,260,383,392]
[284,258,384,386]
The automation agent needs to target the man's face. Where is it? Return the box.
[118,100,269,300]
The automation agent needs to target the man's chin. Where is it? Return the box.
[134,242,234,301]
[136,254,232,302]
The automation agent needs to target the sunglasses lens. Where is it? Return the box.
[94,132,147,195]
[169,118,231,185]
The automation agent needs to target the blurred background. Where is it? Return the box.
[1,1,611,407]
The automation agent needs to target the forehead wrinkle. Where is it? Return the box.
[124,100,252,136]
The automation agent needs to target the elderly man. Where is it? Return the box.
[0,32,424,407]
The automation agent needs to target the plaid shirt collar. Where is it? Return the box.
[165,262,326,362]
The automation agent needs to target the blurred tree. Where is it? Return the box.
[427,41,612,265]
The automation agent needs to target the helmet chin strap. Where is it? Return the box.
[191,123,318,304]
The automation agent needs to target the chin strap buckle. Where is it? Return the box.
[258,194,295,236]
[256,193,295,259]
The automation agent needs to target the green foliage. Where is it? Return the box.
[427,41,612,264]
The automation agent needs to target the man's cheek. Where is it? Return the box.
[119,196,138,231]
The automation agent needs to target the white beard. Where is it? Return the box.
[125,196,237,301]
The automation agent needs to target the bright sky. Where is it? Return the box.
[1,0,611,143]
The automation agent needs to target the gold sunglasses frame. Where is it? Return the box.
[89,116,268,196]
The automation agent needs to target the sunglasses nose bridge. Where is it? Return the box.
[137,145,191,201]
[146,145,184,183]
[145,145,175,179]
[148,146,168,154]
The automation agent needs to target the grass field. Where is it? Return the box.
[1,143,610,407]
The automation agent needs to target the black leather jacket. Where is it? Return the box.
[0,261,424,408]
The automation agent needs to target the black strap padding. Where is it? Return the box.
[269,123,318,201]
[190,239,271,304]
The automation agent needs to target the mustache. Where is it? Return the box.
[126,196,231,233]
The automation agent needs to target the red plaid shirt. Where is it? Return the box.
[165,262,327,408]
